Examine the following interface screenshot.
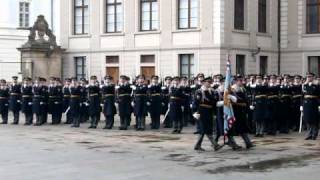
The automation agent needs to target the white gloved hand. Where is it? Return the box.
[28,102,33,106]
[300,106,303,112]
[228,95,237,103]
[131,102,135,107]
[161,103,165,106]
[190,104,193,109]
[216,101,224,107]
[17,100,21,103]
[5,104,8,106]
[54,101,59,105]
[181,106,185,112]
[100,104,104,107]
[147,102,151,106]
[115,102,119,108]
[318,106,320,112]
[84,102,89,106]
[250,105,255,110]
[40,102,44,105]
[193,113,200,120]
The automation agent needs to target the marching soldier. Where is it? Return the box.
[132,75,148,131]
[301,73,319,140]
[161,76,172,128]
[192,77,222,151]
[70,78,82,128]
[79,78,89,123]
[63,78,72,124]
[87,76,101,129]
[48,77,63,125]
[116,75,132,130]
[266,75,280,135]
[33,77,47,125]
[101,75,116,129]
[191,73,204,134]
[169,76,185,134]
[278,75,292,134]
[0,79,9,124]
[40,78,49,124]
[9,76,21,124]
[291,75,303,131]
[148,75,162,129]
[21,77,33,125]
[180,76,192,127]
[251,75,268,137]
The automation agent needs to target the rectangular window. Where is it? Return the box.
[236,55,245,75]
[234,0,245,30]
[260,56,268,75]
[178,0,198,29]
[140,0,158,31]
[74,0,89,35]
[106,56,119,64]
[308,56,320,76]
[19,2,30,28]
[106,0,123,33]
[75,57,87,80]
[258,0,267,33]
[307,0,320,33]
[141,55,155,63]
[179,54,194,78]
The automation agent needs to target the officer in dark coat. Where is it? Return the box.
[9,76,21,124]
[116,75,132,130]
[191,73,204,134]
[88,76,101,129]
[63,78,72,124]
[101,75,116,129]
[251,75,268,137]
[148,75,162,129]
[0,79,9,124]
[169,76,185,134]
[48,77,63,125]
[33,77,47,126]
[302,73,319,140]
[180,76,192,127]
[291,75,303,131]
[21,77,33,125]
[161,76,172,128]
[69,78,82,128]
[278,75,292,134]
[266,75,280,135]
[132,75,148,131]
[192,77,222,151]
[40,78,49,124]
[79,78,89,123]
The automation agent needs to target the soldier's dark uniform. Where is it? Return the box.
[169,77,185,134]
[87,76,101,129]
[291,76,303,131]
[0,80,9,124]
[266,77,280,135]
[116,76,132,130]
[21,78,33,125]
[148,76,162,129]
[161,76,172,128]
[132,77,148,131]
[79,79,89,123]
[63,79,72,124]
[192,77,222,151]
[101,76,116,129]
[48,79,63,124]
[180,79,192,127]
[9,76,21,124]
[70,80,82,128]
[302,74,320,140]
[278,79,292,133]
[191,83,202,133]
[32,79,48,125]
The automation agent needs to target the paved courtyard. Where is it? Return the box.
[0,115,320,180]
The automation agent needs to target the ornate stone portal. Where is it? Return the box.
[17,15,65,79]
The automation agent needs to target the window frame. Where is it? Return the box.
[308,56,320,76]
[234,0,245,30]
[177,0,198,29]
[259,56,268,75]
[306,0,320,34]
[106,0,123,33]
[73,0,89,35]
[75,56,87,80]
[140,0,158,31]
[179,54,195,78]
[236,55,246,76]
[258,0,267,33]
[19,2,30,28]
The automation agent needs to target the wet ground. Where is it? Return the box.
[0,116,319,180]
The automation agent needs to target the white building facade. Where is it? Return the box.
[59,0,320,81]
[0,0,60,80]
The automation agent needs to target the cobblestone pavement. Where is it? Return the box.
[0,115,319,180]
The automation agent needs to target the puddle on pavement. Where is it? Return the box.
[206,153,320,174]
[139,140,164,143]
[76,141,96,144]
[87,145,112,149]
[109,150,130,154]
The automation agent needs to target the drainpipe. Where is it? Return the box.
[51,0,54,32]
[277,0,281,75]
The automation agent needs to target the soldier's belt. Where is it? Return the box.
[118,94,130,97]
[151,93,161,96]
[255,95,267,99]
[293,95,302,99]
[0,97,8,99]
[89,93,99,97]
[281,94,291,98]
[71,95,80,98]
[199,104,213,108]
[22,95,32,98]
[268,95,278,99]
[304,95,318,99]
[10,93,20,96]
[135,94,146,97]
[33,95,43,98]
[103,94,114,97]
[170,96,183,100]
[233,102,247,107]
[49,96,59,98]
[64,95,70,98]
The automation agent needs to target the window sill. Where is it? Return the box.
[100,32,125,37]
[172,28,201,33]
[301,33,320,38]
[232,29,250,35]
[69,34,92,38]
[256,32,272,38]
[134,30,161,35]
